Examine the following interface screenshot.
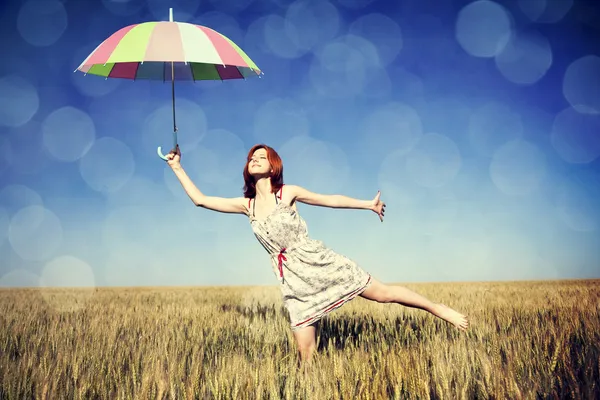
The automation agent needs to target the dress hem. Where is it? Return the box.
[289,274,373,331]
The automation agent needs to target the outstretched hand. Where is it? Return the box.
[370,190,386,222]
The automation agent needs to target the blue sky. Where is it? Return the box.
[0,0,599,289]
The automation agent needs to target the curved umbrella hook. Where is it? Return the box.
[157,127,178,161]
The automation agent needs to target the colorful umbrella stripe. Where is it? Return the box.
[77,22,261,81]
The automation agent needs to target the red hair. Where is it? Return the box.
[243,144,284,198]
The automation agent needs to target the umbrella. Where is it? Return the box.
[75,8,262,160]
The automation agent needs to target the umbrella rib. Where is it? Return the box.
[133,62,140,81]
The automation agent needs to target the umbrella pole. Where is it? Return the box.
[171,61,177,150]
[157,7,178,161]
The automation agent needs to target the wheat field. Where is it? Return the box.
[0,279,599,399]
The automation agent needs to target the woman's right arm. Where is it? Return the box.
[171,165,248,214]
[167,146,248,215]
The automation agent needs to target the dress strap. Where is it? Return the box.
[274,184,284,204]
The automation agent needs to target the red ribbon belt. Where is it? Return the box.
[277,248,287,280]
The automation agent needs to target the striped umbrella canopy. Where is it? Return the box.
[75,8,262,160]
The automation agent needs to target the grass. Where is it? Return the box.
[1,279,599,399]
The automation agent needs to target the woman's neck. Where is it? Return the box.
[254,178,272,199]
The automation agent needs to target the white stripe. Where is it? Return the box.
[177,22,223,64]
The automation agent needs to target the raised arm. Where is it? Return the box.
[288,185,371,210]
[288,184,386,221]
[166,146,248,215]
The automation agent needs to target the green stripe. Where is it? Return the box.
[190,63,221,80]
[87,63,114,77]
[108,22,156,63]
[222,36,259,71]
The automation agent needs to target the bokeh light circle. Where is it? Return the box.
[264,14,305,59]
[102,206,161,252]
[550,107,600,164]
[455,0,513,58]
[8,205,63,262]
[17,0,68,47]
[278,135,350,194]
[309,37,368,98]
[0,269,40,288]
[42,106,96,162]
[519,0,574,23]
[348,13,403,66]
[405,133,462,188]
[0,75,39,128]
[40,256,95,288]
[495,30,552,85]
[0,184,44,215]
[555,178,598,232]
[4,119,51,175]
[517,0,546,21]
[0,207,9,246]
[468,101,523,157]
[537,0,573,23]
[183,129,247,185]
[284,0,340,54]
[79,137,135,193]
[361,102,423,157]
[108,174,172,207]
[192,11,244,45]
[489,139,546,196]
[72,73,122,98]
[254,97,310,149]
[0,136,11,177]
[143,99,207,155]
[563,55,600,114]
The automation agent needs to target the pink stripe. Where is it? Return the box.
[108,62,139,79]
[144,22,185,62]
[197,26,247,66]
[85,24,139,65]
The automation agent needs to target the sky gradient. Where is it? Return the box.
[0,0,599,290]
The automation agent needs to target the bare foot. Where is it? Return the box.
[435,303,469,331]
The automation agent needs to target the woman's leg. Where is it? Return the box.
[359,277,469,330]
[292,321,319,366]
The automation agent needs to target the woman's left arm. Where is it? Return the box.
[289,185,386,221]
[290,185,370,209]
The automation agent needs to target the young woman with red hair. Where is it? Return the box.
[166,144,469,363]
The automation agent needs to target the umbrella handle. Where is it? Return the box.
[157,129,178,161]
[157,146,169,161]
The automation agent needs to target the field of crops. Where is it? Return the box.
[1,279,599,399]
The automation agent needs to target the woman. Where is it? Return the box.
[167,143,469,363]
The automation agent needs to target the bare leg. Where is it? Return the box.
[360,277,469,331]
[292,321,319,367]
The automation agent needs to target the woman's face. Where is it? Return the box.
[248,148,272,176]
